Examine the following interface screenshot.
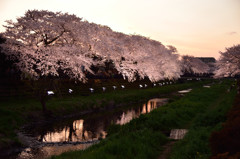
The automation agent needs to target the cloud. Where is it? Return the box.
[227,31,237,35]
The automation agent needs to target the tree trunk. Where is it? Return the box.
[40,95,47,112]
[238,78,240,94]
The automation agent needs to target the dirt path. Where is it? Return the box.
[158,141,176,159]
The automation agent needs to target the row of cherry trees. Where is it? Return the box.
[2,10,236,83]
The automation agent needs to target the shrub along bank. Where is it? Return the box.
[209,80,240,159]
[51,79,237,159]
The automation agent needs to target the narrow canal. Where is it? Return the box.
[16,98,169,159]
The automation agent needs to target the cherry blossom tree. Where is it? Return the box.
[214,45,240,78]
[87,29,182,82]
[181,55,210,74]
[1,10,185,111]
[1,10,95,82]
[122,35,182,81]
[1,10,99,111]
[1,10,183,83]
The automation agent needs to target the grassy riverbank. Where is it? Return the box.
[209,80,240,158]
[169,81,237,159]
[0,80,207,150]
[51,79,237,159]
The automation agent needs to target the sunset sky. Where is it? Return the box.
[0,0,239,59]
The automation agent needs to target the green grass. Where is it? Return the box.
[51,79,237,159]
[46,81,204,114]
[0,80,208,148]
[169,82,237,159]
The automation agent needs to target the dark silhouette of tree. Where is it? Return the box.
[214,44,240,78]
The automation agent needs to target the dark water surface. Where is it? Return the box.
[16,98,168,159]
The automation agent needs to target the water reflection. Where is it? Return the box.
[39,119,106,143]
[17,98,168,159]
[38,98,168,143]
[117,98,167,125]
